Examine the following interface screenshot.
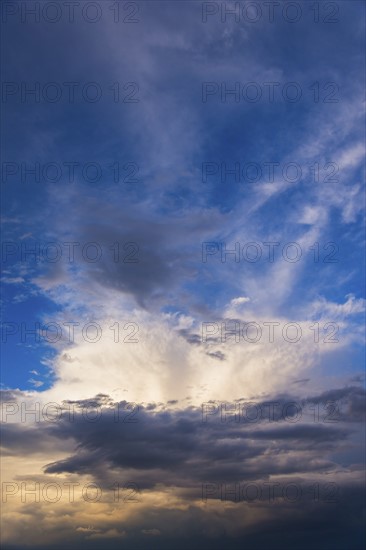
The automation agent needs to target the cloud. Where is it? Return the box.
[1,387,365,548]
[28,378,44,388]
[1,276,25,284]
[1,2,365,548]
[230,297,251,307]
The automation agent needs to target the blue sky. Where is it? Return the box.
[1,1,365,548]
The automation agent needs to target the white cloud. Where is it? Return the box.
[230,296,250,306]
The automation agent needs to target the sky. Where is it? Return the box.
[0,1,365,548]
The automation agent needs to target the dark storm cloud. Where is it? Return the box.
[2,386,363,546]
[1,422,69,456]
[2,387,364,480]
[24,387,359,490]
[304,386,366,422]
